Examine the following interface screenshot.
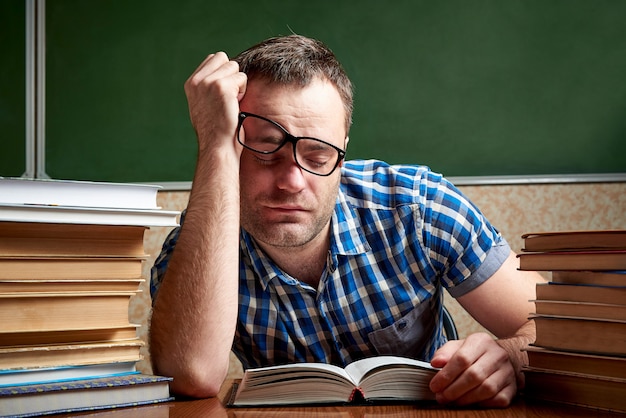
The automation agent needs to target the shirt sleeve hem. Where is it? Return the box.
[448,239,511,299]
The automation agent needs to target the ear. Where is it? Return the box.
[344,136,350,148]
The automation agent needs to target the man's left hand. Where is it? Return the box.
[428,332,518,408]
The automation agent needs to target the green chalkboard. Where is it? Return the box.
[0,0,26,178]
[4,0,626,182]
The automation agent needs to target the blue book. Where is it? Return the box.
[0,362,138,388]
[0,373,172,417]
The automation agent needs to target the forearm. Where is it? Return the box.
[150,149,240,397]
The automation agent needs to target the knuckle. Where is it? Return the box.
[454,352,473,369]
[479,378,500,398]
[483,388,513,408]
[465,366,487,384]
[224,59,240,71]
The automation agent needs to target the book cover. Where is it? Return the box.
[1,292,136,332]
[0,325,140,347]
[533,299,626,321]
[535,282,626,305]
[0,279,144,293]
[524,368,626,413]
[551,270,626,287]
[517,250,626,271]
[0,203,179,227]
[0,362,138,387]
[524,346,626,379]
[522,230,626,252]
[532,314,626,356]
[0,339,144,370]
[0,373,172,417]
[0,256,145,280]
[0,221,147,257]
[0,178,161,210]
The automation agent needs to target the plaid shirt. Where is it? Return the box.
[151,159,509,369]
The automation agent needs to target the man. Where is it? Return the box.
[149,34,544,407]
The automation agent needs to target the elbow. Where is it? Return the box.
[157,361,229,398]
[172,370,225,398]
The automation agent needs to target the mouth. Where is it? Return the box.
[267,205,306,214]
[261,202,310,219]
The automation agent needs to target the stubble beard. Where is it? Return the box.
[240,199,334,249]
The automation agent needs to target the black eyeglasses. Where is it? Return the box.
[237,112,346,176]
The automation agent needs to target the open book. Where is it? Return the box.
[228,356,438,406]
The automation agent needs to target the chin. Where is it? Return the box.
[257,227,316,248]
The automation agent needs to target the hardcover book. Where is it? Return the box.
[524,368,626,413]
[228,356,437,406]
[0,178,161,210]
[551,270,626,287]
[0,362,137,387]
[0,373,172,417]
[524,346,626,379]
[522,230,626,252]
[0,221,147,257]
[0,256,145,280]
[535,282,626,305]
[531,314,626,356]
[0,203,179,227]
[0,279,144,293]
[533,299,626,321]
[517,250,626,271]
[0,325,140,347]
[0,339,144,370]
[1,292,137,332]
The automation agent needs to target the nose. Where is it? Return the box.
[275,149,307,193]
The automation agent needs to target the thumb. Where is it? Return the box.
[430,339,462,368]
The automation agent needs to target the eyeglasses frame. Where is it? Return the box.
[236,111,346,177]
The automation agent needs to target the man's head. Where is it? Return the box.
[235,34,353,134]
[235,35,350,253]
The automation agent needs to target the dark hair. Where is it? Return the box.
[234,35,353,133]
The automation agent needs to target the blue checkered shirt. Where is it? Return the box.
[151,160,510,370]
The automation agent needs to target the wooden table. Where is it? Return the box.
[51,379,621,418]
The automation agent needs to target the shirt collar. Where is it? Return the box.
[329,189,371,256]
[240,189,371,290]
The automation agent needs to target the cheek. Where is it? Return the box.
[313,176,341,208]
[239,154,269,194]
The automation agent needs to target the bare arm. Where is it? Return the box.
[149,52,247,398]
[429,250,546,407]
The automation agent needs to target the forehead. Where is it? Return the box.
[240,78,346,142]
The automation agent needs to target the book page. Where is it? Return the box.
[242,362,357,386]
[235,363,357,405]
[344,356,435,384]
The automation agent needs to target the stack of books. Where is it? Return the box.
[518,230,626,413]
[0,178,179,417]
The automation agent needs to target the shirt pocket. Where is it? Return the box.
[367,300,436,360]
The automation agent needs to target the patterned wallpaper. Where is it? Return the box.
[131,182,626,378]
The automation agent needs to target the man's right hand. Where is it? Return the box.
[184,52,248,154]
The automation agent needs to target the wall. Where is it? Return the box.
[131,181,626,379]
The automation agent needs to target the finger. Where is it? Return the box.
[476,380,517,408]
[430,340,462,368]
[443,364,516,407]
[434,339,515,406]
[186,52,241,94]
[188,52,227,80]
[236,72,248,102]
[429,339,481,393]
